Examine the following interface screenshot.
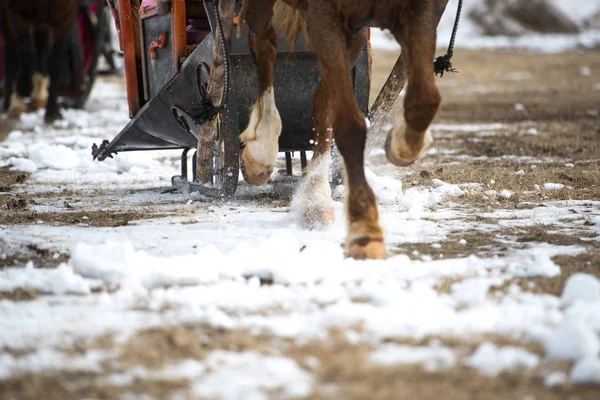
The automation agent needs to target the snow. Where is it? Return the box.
[0,349,110,379]
[192,351,313,400]
[451,278,496,307]
[544,371,568,387]
[370,343,457,371]
[2,157,37,173]
[0,262,101,295]
[465,342,540,376]
[571,357,600,384]
[562,274,600,305]
[544,321,600,361]
[544,183,566,191]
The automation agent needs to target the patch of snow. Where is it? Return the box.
[0,349,110,379]
[365,168,403,205]
[4,157,37,173]
[370,343,456,371]
[544,183,565,191]
[28,144,80,170]
[562,274,600,305]
[0,262,101,295]
[465,342,540,376]
[70,242,223,288]
[544,321,600,361]
[544,371,568,387]
[432,123,504,132]
[452,278,495,307]
[192,351,313,400]
[571,357,600,384]
[581,66,592,77]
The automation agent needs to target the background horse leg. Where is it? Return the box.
[31,28,51,111]
[45,39,68,123]
[2,39,18,113]
[294,30,367,228]
[307,9,385,260]
[239,0,282,186]
[9,32,34,118]
[385,5,441,167]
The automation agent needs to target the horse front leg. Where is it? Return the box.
[239,2,281,186]
[385,8,441,167]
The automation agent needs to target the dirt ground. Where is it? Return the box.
[1,49,600,399]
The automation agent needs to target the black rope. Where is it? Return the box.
[434,0,463,77]
[189,0,231,124]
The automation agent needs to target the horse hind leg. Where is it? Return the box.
[240,1,282,186]
[294,30,367,229]
[292,80,335,228]
[385,13,441,167]
[31,28,51,111]
[308,10,385,260]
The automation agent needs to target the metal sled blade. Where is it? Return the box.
[92,35,215,161]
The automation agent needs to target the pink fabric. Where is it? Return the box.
[140,0,157,12]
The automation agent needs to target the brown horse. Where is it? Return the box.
[220,0,442,260]
[0,0,78,122]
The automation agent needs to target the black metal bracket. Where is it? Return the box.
[91,140,114,161]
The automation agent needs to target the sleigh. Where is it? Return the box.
[92,0,453,198]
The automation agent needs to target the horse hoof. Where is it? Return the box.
[31,99,48,111]
[44,110,63,124]
[300,206,335,230]
[346,237,387,260]
[240,147,273,186]
[385,134,416,167]
[385,127,432,168]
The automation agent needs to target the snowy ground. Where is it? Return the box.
[1,47,600,399]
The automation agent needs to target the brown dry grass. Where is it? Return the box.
[290,335,599,400]
[0,167,29,192]
[118,325,277,369]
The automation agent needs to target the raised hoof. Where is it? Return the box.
[300,206,335,230]
[44,110,63,124]
[31,98,48,111]
[240,147,273,186]
[346,237,387,260]
[385,134,417,167]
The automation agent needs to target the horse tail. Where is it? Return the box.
[272,1,307,51]
[237,0,307,51]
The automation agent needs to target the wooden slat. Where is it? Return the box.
[118,0,141,116]
[172,0,187,72]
